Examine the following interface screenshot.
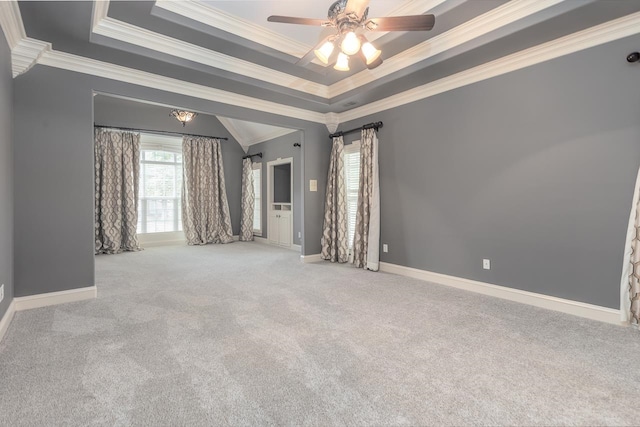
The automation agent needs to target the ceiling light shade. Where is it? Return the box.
[340,31,361,56]
[361,42,382,65]
[314,41,335,64]
[334,52,350,71]
[170,109,197,127]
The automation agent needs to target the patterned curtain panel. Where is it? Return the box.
[182,136,234,245]
[352,128,380,271]
[321,136,349,263]
[94,128,141,255]
[621,166,640,325]
[239,158,255,242]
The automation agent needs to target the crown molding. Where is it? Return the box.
[327,0,566,97]
[0,0,25,49]
[91,0,110,30]
[37,49,326,124]
[11,7,640,134]
[93,16,329,98]
[338,10,640,123]
[93,0,567,101]
[12,37,50,77]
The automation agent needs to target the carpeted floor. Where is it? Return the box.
[1,243,639,426]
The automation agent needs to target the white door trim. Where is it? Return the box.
[267,157,294,249]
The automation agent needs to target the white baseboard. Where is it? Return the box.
[138,231,186,248]
[14,286,97,311]
[0,300,16,344]
[300,254,323,263]
[254,236,301,252]
[379,262,623,326]
[141,239,185,248]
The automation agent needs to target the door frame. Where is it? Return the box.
[266,157,294,248]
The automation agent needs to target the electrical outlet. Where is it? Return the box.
[0,284,4,304]
[298,232,301,239]
[483,259,491,270]
[383,244,389,253]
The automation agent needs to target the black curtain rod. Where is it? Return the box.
[94,124,229,141]
[328,121,383,139]
[242,153,263,160]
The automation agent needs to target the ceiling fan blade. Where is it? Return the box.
[365,15,435,32]
[267,15,331,26]
[344,0,370,19]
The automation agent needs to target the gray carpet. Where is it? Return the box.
[1,243,639,426]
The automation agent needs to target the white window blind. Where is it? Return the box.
[343,141,361,249]
[252,163,262,234]
[137,133,183,234]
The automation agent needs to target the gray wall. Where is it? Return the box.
[0,33,13,320]
[247,131,303,246]
[338,34,640,309]
[93,95,246,236]
[13,65,326,297]
[302,125,332,255]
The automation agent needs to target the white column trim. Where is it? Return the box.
[379,262,624,326]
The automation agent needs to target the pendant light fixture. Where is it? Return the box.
[170,109,197,127]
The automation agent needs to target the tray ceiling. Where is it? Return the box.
[4,1,640,142]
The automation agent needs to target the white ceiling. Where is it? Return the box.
[217,116,298,151]
[200,0,404,47]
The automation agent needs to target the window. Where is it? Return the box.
[343,141,361,249]
[137,134,183,234]
[252,163,262,235]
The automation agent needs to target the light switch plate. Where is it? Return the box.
[310,180,317,192]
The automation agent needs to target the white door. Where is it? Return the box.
[278,214,291,247]
[269,211,279,244]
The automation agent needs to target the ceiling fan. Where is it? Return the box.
[267,0,435,71]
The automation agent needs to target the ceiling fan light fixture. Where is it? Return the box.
[170,109,197,127]
[340,31,361,56]
[314,40,335,64]
[334,52,350,71]
[361,41,381,64]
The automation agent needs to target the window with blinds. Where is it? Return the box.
[137,133,183,234]
[252,164,262,235]
[343,141,361,249]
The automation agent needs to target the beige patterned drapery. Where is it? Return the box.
[239,158,255,242]
[352,128,380,271]
[94,128,141,255]
[182,136,234,245]
[321,136,349,263]
[622,167,640,326]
